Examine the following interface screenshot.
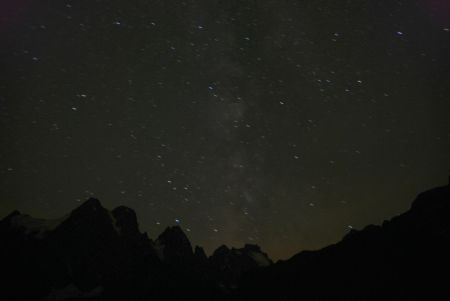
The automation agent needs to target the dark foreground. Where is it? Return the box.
[1,181,449,300]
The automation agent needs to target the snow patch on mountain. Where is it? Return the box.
[249,251,271,267]
[108,211,121,235]
[10,214,68,238]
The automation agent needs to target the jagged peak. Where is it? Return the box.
[212,244,231,256]
[52,197,119,237]
[68,198,107,218]
[213,244,266,256]
[195,245,206,254]
[80,197,103,209]
[210,244,273,267]
[194,246,208,262]
[157,225,188,242]
[2,210,22,222]
[154,225,194,262]
[242,244,262,253]
[112,205,135,214]
[111,205,138,224]
[111,206,139,236]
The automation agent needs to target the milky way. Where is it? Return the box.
[1,0,449,259]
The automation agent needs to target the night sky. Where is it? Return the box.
[1,0,449,260]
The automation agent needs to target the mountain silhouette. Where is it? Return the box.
[237,181,450,300]
[1,181,449,300]
[0,198,270,300]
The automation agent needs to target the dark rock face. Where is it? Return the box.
[0,198,161,300]
[238,183,450,300]
[209,244,273,292]
[0,198,270,300]
[1,182,449,300]
[111,205,140,237]
[209,244,272,274]
[194,245,208,263]
[155,225,194,264]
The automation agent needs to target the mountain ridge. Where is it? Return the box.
[236,181,450,300]
[1,181,449,300]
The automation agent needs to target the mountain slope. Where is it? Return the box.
[237,182,450,300]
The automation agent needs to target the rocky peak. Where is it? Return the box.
[62,198,110,226]
[72,198,105,214]
[212,245,230,257]
[210,244,273,268]
[241,244,263,254]
[52,198,118,241]
[111,206,139,236]
[155,226,194,263]
[242,244,272,267]
[2,210,21,222]
[194,246,208,262]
